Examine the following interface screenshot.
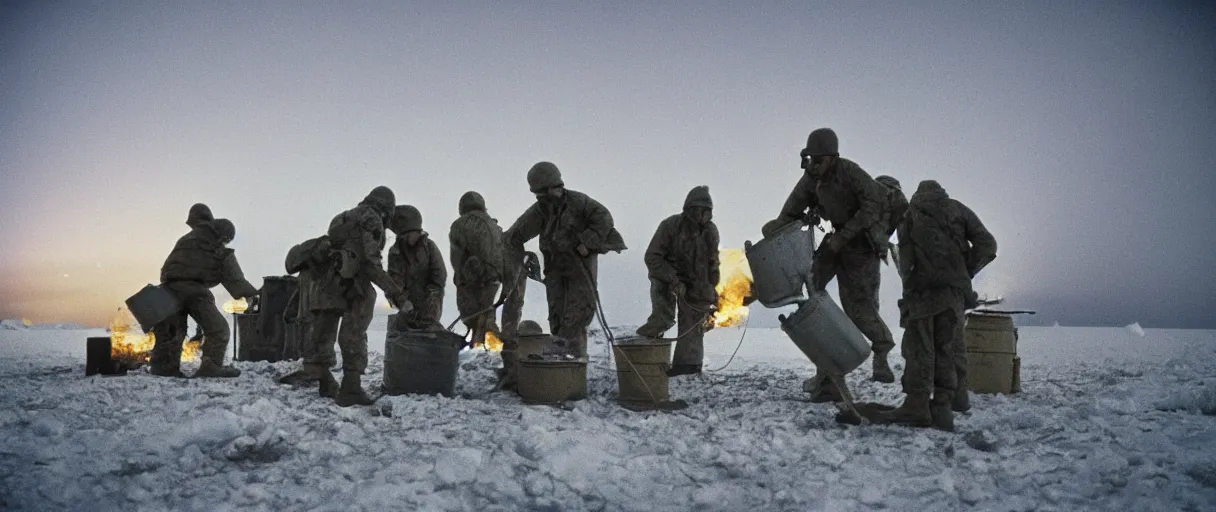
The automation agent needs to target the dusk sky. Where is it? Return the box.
[2,1,1214,329]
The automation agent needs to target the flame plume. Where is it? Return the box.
[713,249,753,328]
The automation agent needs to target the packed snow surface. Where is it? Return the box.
[1,326,1214,511]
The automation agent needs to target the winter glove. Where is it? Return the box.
[523,251,543,283]
[395,295,415,315]
[964,290,980,310]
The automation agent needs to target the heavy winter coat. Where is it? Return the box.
[504,189,626,276]
[160,220,257,300]
[388,233,447,319]
[778,157,885,250]
[322,202,402,309]
[644,213,720,304]
[896,180,997,320]
[449,193,505,287]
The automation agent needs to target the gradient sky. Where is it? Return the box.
[2,1,1214,329]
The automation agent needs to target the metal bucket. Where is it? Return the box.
[964,312,1019,394]
[517,357,587,404]
[517,334,563,358]
[383,329,463,397]
[235,313,264,361]
[744,220,816,308]
[124,284,180,333]
[779,290,870,375]
[611,337,671,404]
[85,337,126,376]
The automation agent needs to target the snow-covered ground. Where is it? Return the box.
[1,325,1214,511]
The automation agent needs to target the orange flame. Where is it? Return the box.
[483,331,504,352]
[109,309,202,364]
[713,249,753,328]
[222,299,248,314]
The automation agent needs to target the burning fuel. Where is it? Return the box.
[483,331,504,352]
[109,309,201,365]
[713,249,753,328]
[222,299,249,314]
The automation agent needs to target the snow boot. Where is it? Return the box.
[635,323,667,339]
[930,394,955,432]
[278,364,324,386]
[334,371,374,407]
[318,370,339,399]
[871,352,895,383]
[194,357,241,378]
[808,377,843,403]
[150,362,183,377]
[666,364,701,377]
[953,387,971,413]
[495,350,519,391]
[873,392,932,427]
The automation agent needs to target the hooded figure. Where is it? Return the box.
[636,186,720,376]
[765,128,900,400]
[154,218,258,378]
[874,180,997,431]
[299,186,408,407]
[388,204,447,329]
[503,161,626,357]
[449,191,505,350]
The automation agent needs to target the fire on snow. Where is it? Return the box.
[109,309,200,364]
[713,249,753,328]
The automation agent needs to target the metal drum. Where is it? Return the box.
[744,220,816,308]
[383,329,464,397]
[779,290,870,375]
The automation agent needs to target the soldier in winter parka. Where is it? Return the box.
[388,205,447,329]
[302,186,408,407]
[875,180,996,431]
[637,186,720,376]
[449,191,504,348]
[765,128,899,400]
[155,217,259,378]
[150,203,218,376]
[503,161,626,357]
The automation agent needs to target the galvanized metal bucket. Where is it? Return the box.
[517,334,563,359]
[383,329,463,397]
[779,290,870,375]
[124,284,180,333]
[517,357,587,404]
[611,336,672,404]
[745,220,816,308]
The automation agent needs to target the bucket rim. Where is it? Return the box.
[611,337,672,347]
[518,358,588,367]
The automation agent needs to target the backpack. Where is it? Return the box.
[285,235,333,274]
[902,201,971,292]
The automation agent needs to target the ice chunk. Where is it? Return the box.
[1125,322,1145,337]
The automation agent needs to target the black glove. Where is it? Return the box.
[523,251,543,282]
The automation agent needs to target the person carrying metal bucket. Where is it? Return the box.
[156,216,260,378]
[636,186,720,377]
[503,161,627,357]
[873,180,997,431]
[763,128,900,401]
[150,203,216,376]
